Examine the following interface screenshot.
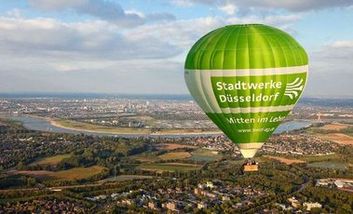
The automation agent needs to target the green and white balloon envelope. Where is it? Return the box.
[184,24,308,158]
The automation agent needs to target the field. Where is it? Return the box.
[154,129,220,135]
[309,122,353,145]
[51,119,150,134]
[301,153,340,162]
[51,166,107,180]
[158,143,197,150]
[189,149,223,162]
[131,153,160,162]
[12,170,53,178]
[158,152,191,160]
[307,161,348,170]
[31,154,71,166]
[14,165,107,180]
[319,133,353,145]
[319,123,350,131]
[100,175,153,183]
[137,162,202,172]
[263,155,306,165]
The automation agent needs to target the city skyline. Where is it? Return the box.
[0,0,353,97]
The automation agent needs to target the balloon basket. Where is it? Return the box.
[242,159,258,172]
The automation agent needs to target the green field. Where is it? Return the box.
[189,149,223,162]
[14,165,107,180]
[131,152,160,162]
[158,152,191,160]
[137,162,202,172]
[51,165,107,180]
[100,175,153,183]
[133,151,193,162]
[308,161,348,170]
[31,154,71,166]
[300,153,340,163]
[53,119,150,134]
[307,161,348,170]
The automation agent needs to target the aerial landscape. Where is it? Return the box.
[1,0,353,213]
[1,96,353,213]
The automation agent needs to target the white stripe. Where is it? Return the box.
[206,105,295,114]
[185,65,308,76]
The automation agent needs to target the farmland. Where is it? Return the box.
[318,123,350,131]
[51,166,107,180]
[31,154,71,166]
[51,119,150,134]
[100,175,153,183]
[307,161,348,170]
[131,152,160,162]
[318,133,353,145]
[14,165,107,180]
[263,155,306,165]
[137,162,203,172]
[158,152,191,160]
[157,143,197,150]
[190,149,223,162]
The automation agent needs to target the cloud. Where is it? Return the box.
[218,3,237,15]
[0,15,187,94]
[172,0,353,12]
[2,1,340,96]
[227,14,302,25]
[0,58,186,94]
[0,9,305,94]
[0,14,225,94]
[330,40,353,48]
[171,0,214,7]
[145,12,176,22]
[0,17,180,60]
[27,0,175,27]
[240,0,353,12]
[305,40,353,98]
[125,17,223,51]
[127,13,301,55]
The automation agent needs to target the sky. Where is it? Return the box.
[0,0,353,97]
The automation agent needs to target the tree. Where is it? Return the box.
[16,161,25,170]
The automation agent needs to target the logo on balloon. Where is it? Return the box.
[284,78,304,99]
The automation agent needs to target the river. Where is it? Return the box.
[10,115,313,138]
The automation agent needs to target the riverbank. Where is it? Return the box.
[6,115,222,137]
[50,118,222,136]
[7,114,313,137]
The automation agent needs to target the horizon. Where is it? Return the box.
[1,92,353,100]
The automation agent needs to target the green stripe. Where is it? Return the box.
[185,24,308,70]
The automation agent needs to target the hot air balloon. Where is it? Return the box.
[184,24,308,168]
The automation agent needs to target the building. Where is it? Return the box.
[120,199,133,206]
[316,179,331,187]
[197,202,207,209]
[288,197,300,209]
[206,181,214,188]
[334,180,345,188]
[303,202,322,211]
[194,188,202,195]
[221,195,230,201]
[148,202,160,210]
[164,202,177,211]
